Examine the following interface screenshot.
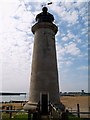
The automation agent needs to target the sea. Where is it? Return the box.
[0,94,29,103]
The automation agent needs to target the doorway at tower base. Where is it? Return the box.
[23,93,65,113]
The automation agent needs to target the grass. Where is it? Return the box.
[2,112,85,120]
[69,116,82,120]
[69,118,87,120]
[68,113,86,120]
[2,113,28,120]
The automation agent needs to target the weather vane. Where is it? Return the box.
[41,2,53,7]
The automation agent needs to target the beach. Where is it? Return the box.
[61,96,90,118]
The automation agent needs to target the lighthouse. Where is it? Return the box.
[24,7,64,113]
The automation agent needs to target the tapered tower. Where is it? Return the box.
[24,7,64,112]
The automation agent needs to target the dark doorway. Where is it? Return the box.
[40,93,49,115]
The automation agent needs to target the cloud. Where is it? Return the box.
[76,38,81,43]
[77,66,88,71]
[0,1,88,93]
[61,60,72,66]
[13,15,21,20]
[51,2,80,25]
[61,31,75,41]
[65,42,80,56]
[62,36,68,41]
[0,0,19,2]
[26,0,89,2]
[81,28,88,35]
[64,10,79,24]
[56,44,65,57]
[67,31,75,39]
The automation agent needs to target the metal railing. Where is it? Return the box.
[0,103,62,120]
[0,109,28,120]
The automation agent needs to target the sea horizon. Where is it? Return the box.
[0,94,29,102]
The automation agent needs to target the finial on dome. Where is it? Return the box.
[42,7,48,13]
[36,7,54,23]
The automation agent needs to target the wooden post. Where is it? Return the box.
[28,110,31,120]
[77,104,80,118]
[0,112,2,120]
[6,106,9,113]
[89,107,90,112]
[10,106,12,119]
[89,107,90,118]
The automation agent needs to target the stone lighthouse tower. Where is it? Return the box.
[24,7,64,112]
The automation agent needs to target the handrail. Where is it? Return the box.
[70,111,90,114]
[50,103,57,111]
[0,109,25,112]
